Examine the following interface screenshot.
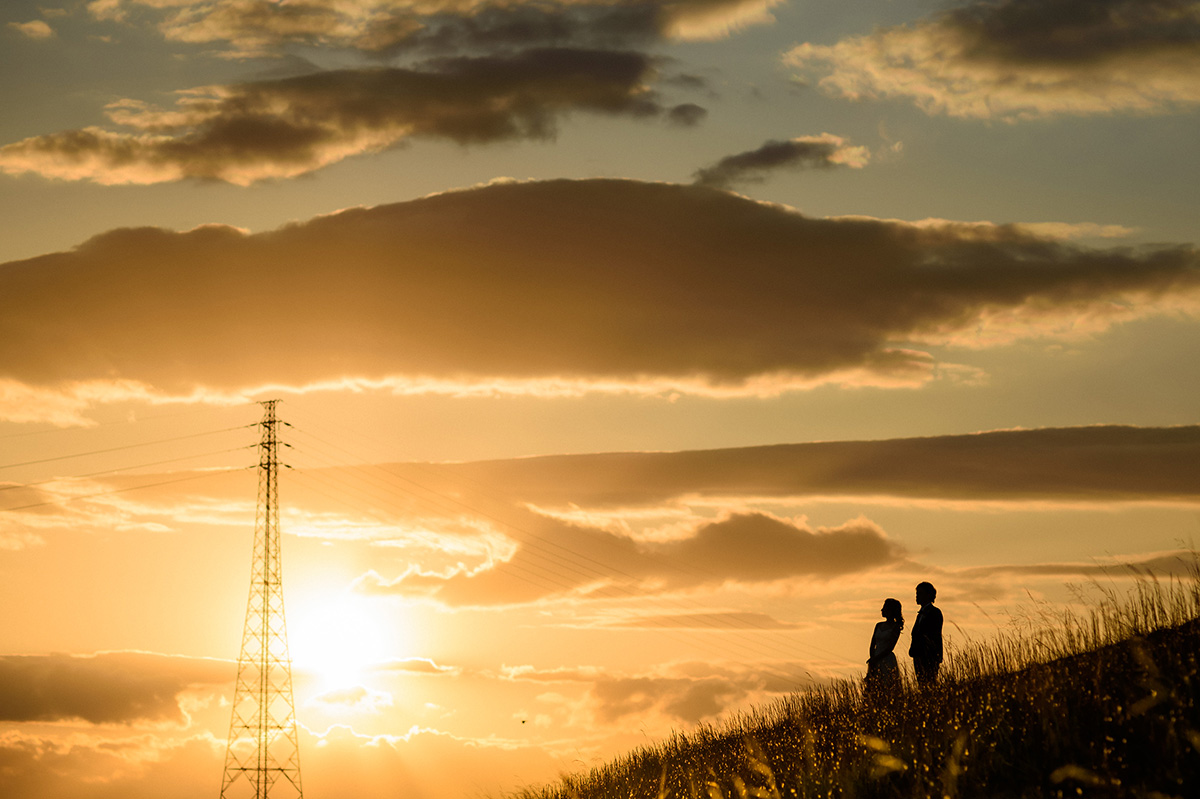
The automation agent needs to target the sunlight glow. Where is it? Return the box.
[289,592,407,689]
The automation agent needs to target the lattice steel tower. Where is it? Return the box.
[220,400,304,799]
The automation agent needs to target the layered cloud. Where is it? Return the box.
[12,424,1193,617]
[338,424,1199,605]
[440,424,1200,507]
[786,0,1200,119]
[88,0,782,56]
[1,179,1197,415]
[963,549,1200,579]
[0,719,561,799]
[0,730,220,799]
[692,133,869,188]
[15,424,1195,554]
[0,50,670,185]
[0,464,256,550]
[356,510,904,606]
[0,652,229,725]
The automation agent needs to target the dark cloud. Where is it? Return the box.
[356,510,903,606]
[665,513,900,581]
[0,652,230,724]
[358,5,663,54]
[94,0,782,56]
[0,50,663,185]
[945,0,1200,65]
[1,179,1196,405]
[787,0,1200,118]
[692,134,869,187]
[667,102,708,126]
[441,425,1200,507]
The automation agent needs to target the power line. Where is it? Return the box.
[0,445,253,494]
[0,425,252,472]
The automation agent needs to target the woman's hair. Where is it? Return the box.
[882,597,904,625]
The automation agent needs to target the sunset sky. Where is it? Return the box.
[2,1,1199,797]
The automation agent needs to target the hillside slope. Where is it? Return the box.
[513,589,1200,798]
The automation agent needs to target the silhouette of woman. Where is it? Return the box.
[865,598,904,697]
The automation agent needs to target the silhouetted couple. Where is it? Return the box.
[865,581,943,695]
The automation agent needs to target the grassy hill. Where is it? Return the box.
[511,571,1200,798]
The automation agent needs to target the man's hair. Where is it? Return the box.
[917,581,936,600]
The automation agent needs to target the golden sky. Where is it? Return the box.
[2,1,1199,797]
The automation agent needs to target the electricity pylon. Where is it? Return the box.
[220,400,304,799]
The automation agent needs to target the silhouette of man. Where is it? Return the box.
[909,581,943,687]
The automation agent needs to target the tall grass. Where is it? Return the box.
[510,558,1200,798]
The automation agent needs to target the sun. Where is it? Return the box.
[288,591,405,688]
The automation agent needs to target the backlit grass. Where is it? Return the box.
[511,560,1200,798]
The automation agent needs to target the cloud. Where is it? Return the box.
[0,467,256,550]
[658,512,901,582]
[371,658,459,675]
[1,179,1197,416]
[0,720,560,799]
[357,510,904,606]
[502,660,806,723]
[786,0,1200,119]
[0,50,669,185]
[0,730,220,799]
[308,685,394,711]
[589,674,748,723]
[298,723,562,798]
[0,378,203,428]
[666,102,707,126]
[0,652,230,725]
[21,424,1194,580]
[12,424,1195,571]
[693,133,869,187]
[89,0,782,57]
[440,424,1200,508]
[8,20,56,39]
[500,664,604,683]
[962,548,1200,580]
[1014,222,1136,241]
